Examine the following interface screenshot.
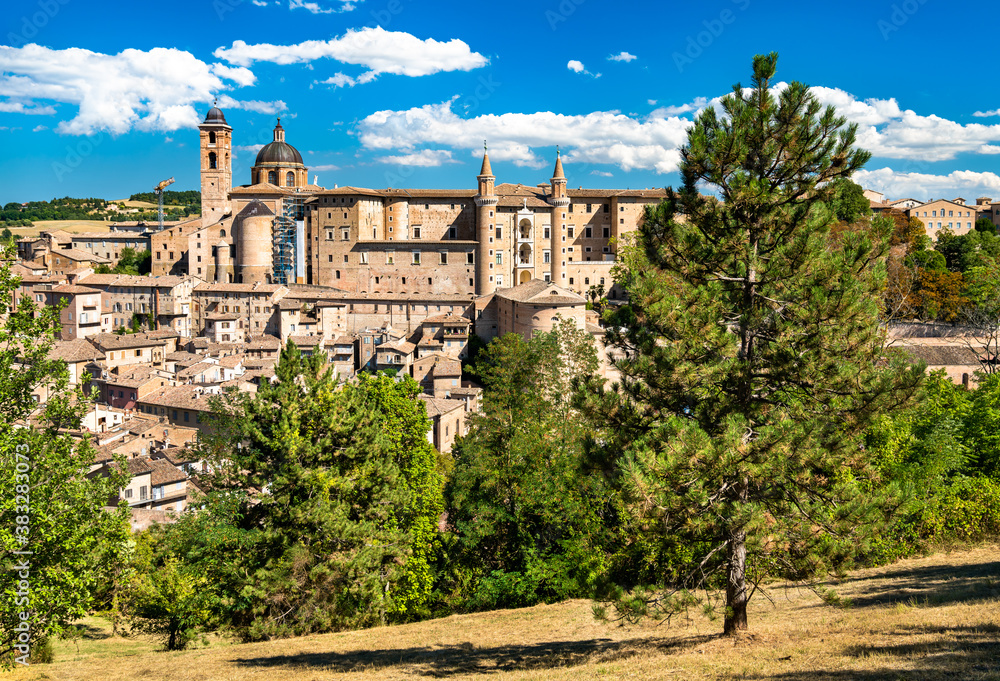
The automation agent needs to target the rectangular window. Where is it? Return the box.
[439,252,448,264]
[341,229,349,241]
[412,251,421,265]
[603,227,610,238]
[543,250,551,263]
[495,252,502,265]
[466,252,474,264]
[413,226,422,239]
[360,252,369,264]
[495,227,502,240]
[585,227,592,238]
[449,227,457,239]
[543,226,550,239]
[327,231,333,240]
[568,227,575,238]
[387,251,394,264]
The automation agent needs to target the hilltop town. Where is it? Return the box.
[7,106,997,528]
[6,105,675,524]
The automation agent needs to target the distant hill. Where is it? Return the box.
[128,190,201,207]
[1,192,200,227]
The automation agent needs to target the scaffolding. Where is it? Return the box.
[273,195,305,285]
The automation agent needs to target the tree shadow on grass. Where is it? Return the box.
[231,633,716,676]
[751,624,1000,681]
[827,558,1000,609]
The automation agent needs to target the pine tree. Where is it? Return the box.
[576,53,922,634]
[191,343,445,639]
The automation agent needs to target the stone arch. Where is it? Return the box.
[519,218,532,240]
[285,171,295,187]
[208,152,217,169]
[209,131,216,144]
[268,170,277,184]
[220,229,226,238]
[519,270,532,284]
[518,243,532,265]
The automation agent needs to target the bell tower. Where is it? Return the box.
[199,102,233,224]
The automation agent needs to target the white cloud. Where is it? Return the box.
[215,94,287,115]
[647,99,657,106]
[252,0,270,6]
[591,170,613,177]
[567,60,600,78]
[32,124,47,132]
[311,163,340,171]
[0,101,56,115]
[655,84,1000,163]
[288,0,357,13]
[973,109,1000,118]
[358,97,691,173]
[235,144,266,153]
[318,73,359,88]
[608,51,637,63]
[854,167,1000,201]
[214,27,487,88]
[0,44,260,135]
[378,149,458,167]
[649,97,709,118]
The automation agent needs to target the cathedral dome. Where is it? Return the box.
[254,118,304,166]
[204,106,228,125]
[255,140,304,166]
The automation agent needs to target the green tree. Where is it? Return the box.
[829,177,871,224]
[189,343,445,639]
[975,217,996,233]
[445,321,619,611]
[576,54,921,635]
[119,533,210,651]
[0,248,130,666]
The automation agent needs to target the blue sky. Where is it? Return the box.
[2,0,1000,203]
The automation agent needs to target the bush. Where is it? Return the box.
[922,476,1000,542]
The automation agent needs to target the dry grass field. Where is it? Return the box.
[7,220,113,237]
[11,544,1000,680]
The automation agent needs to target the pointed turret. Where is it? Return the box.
[548,147,570,285]
[552,148,565,181]
[550,146,567,200]
[475,140,499,296]
[479,147,493,177]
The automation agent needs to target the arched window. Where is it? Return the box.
[208,152,217,169]
[268,171,277,184]
[208,131,216,145]
[220,229,226,238]
[285,171,295,187]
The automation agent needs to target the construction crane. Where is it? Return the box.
[154,177,175,231]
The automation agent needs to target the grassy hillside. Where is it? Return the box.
[10,543,1000,680]
[8,220,116,237]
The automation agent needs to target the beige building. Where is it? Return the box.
[907,199,977,239]
[151,105,663,304]
[47,285,112,340]
[77,273,194,336]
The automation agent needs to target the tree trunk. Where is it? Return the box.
[724,527,748,635]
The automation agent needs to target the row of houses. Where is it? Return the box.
[866,191,1000,240]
